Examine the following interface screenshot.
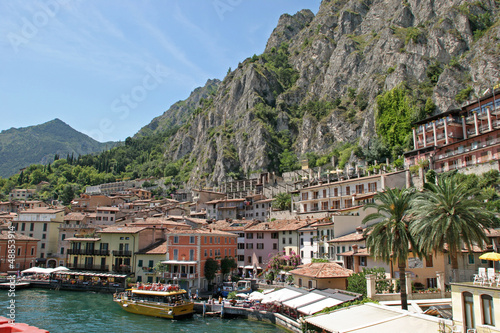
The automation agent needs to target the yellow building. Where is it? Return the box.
[13,207,65,267]
[451,282,500,332]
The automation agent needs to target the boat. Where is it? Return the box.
[113,284,194,319]
[221,281,236,297]
[236,280,252,294]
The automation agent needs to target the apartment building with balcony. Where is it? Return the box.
[405,88,500,173]
[161,228,238,291]
[205,198,246,220]
[295,170,408,218]
[66,225,156,274]
[13,207,65,268]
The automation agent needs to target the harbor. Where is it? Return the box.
[0,289,289,333]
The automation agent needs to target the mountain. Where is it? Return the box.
[135,0,499,187]
[0,119,116,178]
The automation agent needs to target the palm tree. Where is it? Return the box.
[409,175,499,282]
[362,187,416,310]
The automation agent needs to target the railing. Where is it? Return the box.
[59,223,92,229]
[141,267,155,273]
[112,265,132,273]
[162,272,198,279]
[112,250,132,257]
[67,263,109,271]
[67,249,110,256]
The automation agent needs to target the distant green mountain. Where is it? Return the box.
[0,119,116,178]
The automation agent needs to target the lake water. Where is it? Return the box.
[1,289,288,333]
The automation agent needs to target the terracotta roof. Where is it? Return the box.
[254,198,274,203]
[0,230,39,241]
[485,228,500,237]
[64,213,88,221]
[205,199,222,204]
[65,237,101,242]
[139,240,167,255]
[289,262,353,278]
[338,247,370,257]
[96,207,120,212]
[210,219,256,232]
[99,226,148,234]
[164,228,237,237]
[18,207,64,214]
[329,228,366,243]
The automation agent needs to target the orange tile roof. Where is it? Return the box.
[289,262,353,278]
[338,247,370,257]
[99,226,148,234]
[329,228,366,243]
[0,230,39,241]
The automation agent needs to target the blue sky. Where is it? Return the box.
[0,0,321,142]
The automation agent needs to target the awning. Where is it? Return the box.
[161,260,197,265]
[306,303,444,333]
[297,297,343,315]
[261,288,304,304]
[282,293,325,309]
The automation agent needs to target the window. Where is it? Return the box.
[42,234,46,239]
[308,280,313,289]
[282,238,286,244]
[322,202,328,210]
[332,200,340,210]
[190,236,195,244]
[271,233,278,239]
[426,255,433,267]
[246,243,253,249]
[300,238,304,245]
[463,292,475,329]
[238,243,245,249]
[173,249,178,260]
[257,243,264,250]
[21,223,25,231]
[41,243,45,249]
[257,233,264,239]
[31,247,34,255]
[30,223,34,231]
[60,247,64,255]
[345,186,350,195]
[302,192,308,200]
[204,250,207,257]
[289,238,292,244]
[138,260,143,267]
[210,237,213,244]
[356,184,364,194]
[61,234,66,241]
[360,257,367,266]
[210,249,213,257]
[468,254,475,264]
[247,256,251,264]
[148,260,154,268]
[43,223,47,232]
[368,182,377,192]
[174,236,179,244]
[238,255,244,261]
[301,251,304,258]
[258,256,262,264]
[333,188,338,196]
[246,233,253,239]
[273,243,278,250]
[298,278,302,287]
[481,294,494,326]
[17,247,21,256]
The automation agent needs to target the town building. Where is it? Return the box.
[12,207,65,268]
[0,231,39,271]
[289,262,353,290]
[405,87,500,174]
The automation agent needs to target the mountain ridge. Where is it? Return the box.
[0,118,116,178]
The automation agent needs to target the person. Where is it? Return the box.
[218,295,222,304]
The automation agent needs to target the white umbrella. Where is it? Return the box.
[51,266,70,272]
[235,293,249,299]
[22,267,50,274]
[248,291,265,301]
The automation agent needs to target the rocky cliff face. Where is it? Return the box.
[143,0,500,187]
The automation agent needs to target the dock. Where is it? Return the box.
[0,281,31,290]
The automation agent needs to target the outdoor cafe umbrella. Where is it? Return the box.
[479,252,500,261]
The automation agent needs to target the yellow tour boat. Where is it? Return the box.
[113,284,194,319]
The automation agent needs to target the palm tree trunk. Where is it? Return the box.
[399,261,408,310]
[451,252,459,282]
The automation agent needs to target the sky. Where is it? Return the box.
[0,0,322,142]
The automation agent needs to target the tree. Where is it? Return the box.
[279,149,299,174]
[347,267,388,296]
[204,258,219,287]
[362,187,417,310]
[409,175,499,282]
[272,192,291,211]
[220,258,237,279]
[60,185,75,205]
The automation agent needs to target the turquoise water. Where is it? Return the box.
[0,289,288,333]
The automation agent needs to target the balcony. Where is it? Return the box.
[67,249,110,256]
[141,267,155,273]
[67,263,109,271]
[162,272,198,279]
[112,265,132,273]
[112,250,132,257]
